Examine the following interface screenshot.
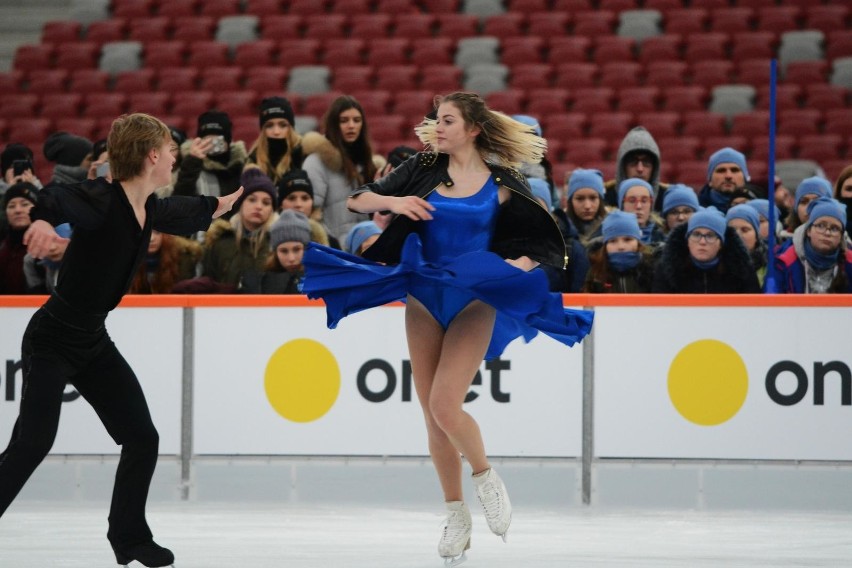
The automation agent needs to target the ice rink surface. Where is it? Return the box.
[3,456,852,568]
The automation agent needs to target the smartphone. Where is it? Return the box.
[205,135,227,155]
[12,159,32,176]
[96,162,110,177]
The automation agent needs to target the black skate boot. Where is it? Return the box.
[112,539,175,567]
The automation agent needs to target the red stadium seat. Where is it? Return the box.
[214,91,258,117]
[482,13,526,37]
[172,17,216,42]
[54,117,97,139]
[588,112,634,139]
[128,92,172,116]
[278,40,321,68]
[419,65,461,91]
[349,14,393,40]
[233,41,277,68]
[0,70,24,92]
[82,93,128,118]
[547,37,592,63]
[572,87,615,113]
[410,38,454,66]
[639,34,683,64]
[302,92,344,119]
[683,33,729,64]
[143,41,187,69]
[393,13,437,39]
[824,109,852,138]
[260,15,304,39]
[434,14,478,42]
[187,41,232,68]
[375,65,418,91]
[708,7,754,34]
[303,14,348,40]
[527,12,570,36]
[369,114,407,141]
[244,0,282,15]
[731,32,776,62]
[690,59,734,88]
[113,69,156,93]
[509,0,549,11]
[730,110,770,138]
[40,93,82,119]
[618,87,661,114]
[156,67,200,92]
[331,0,372,14]
[54,42,100,69]
[783,61,829,87]
[705,135,750,156]
[501,36,546,66]
[573,11,616,36]
[391,89,434,124]
[128,17,171,42]
[644,60,688,88]
[658,135,703,162]
[682,110,726,137]
[7,118,52,144]
[755,84,802,112]
[113,0,155,18]
[635,111,680,138]
[563,138,609,164]
[805,5,850,35]
[349,90,391,116]
[200,0,241,18]
[419,0,459,10]
[508,63,554,90]
[69,69,111,93]
[593,36,636,65]
[543,113,587,140]
[244,66,288,93]
[750,134,796,161]
[664,8,708,35]
[826,30,852,61]
[756,6,801,33]
[797,134,843,162]
[803,85,848,111]
[86,19,128,45]
[199,66,244,91]
[526,88,571,117]
[171,91,215,118]
[599,61,641,88]
[485,89,526,115]
[365,38,411,67]
[42,20,83,44]
[553,62,598,89]
[157,0,199,18]
[375,0,419,13]
[331,66,374,91]
[662,86,708,113]
[25,69,69,94]
[736,58,773,88]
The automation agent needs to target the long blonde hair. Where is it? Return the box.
[414,92,547,169]
[249,127,302,184]
[230,210,277,259]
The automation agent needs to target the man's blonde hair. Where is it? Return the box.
[107,113,171,181]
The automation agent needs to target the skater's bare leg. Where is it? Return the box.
[406,298,494,501]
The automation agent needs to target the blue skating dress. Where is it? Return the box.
[302,176,593,360]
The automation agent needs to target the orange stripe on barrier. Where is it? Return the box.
[1,294,851,309]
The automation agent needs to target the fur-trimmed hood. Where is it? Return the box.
[203,218,235,249]
[300,131,386,174]
[653,223,761,293]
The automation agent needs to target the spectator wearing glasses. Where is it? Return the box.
[617,178,665,247]
[726,204,768,287]
[781,176,833,241]
[604,127,669,213]
[698,147,750,214]
[775,198,852,294]
[653,207,760,293]
[661,183,699,234]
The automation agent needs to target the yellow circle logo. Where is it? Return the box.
[264,339,340,423]
[667,339,748,426]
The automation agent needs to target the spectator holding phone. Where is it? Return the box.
[0,144,42,238]
[174,110,248,208]
[0,182,38,294]
[246,96,303,184]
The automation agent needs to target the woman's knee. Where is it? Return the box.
[429,396,463,434]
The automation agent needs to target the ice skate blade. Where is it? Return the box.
[443,551,467,567]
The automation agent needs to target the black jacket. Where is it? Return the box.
[652,223,761,293]
[354,152,567,269]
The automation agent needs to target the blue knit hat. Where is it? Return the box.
[345,221,382,255]
[795,176,832,209]
[706,147,749,182]
[806,197,847,229]
[745,198,780,222]
[567,168,604,199]
[511,114,542,137]
[528,177,552,211]
[602,210,642,243]
[617,177,654,209]
[662,184,699,215]
[688,207,727,243]
[726,204,760,235]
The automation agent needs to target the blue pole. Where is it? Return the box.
[764,59,780,294]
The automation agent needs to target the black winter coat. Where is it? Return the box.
[652,224,761,293]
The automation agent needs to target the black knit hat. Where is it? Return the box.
[277,169,313,208]
[43,131,93,167]
[259,96,295,129]
[387,145,417,168]
[197,110,232,143]
[1,143,34,175]
[169,125,187,146]
[3,181,38,208]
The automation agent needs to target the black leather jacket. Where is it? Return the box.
[352,152,567,268]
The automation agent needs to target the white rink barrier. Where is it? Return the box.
[2,294,851,501]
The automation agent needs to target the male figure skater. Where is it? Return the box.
[0,114,242,568]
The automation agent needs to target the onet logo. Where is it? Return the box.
[667,339,852,427]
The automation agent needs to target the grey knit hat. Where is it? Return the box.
[270,210,311,249]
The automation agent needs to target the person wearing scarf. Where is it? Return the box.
[652,207,760,293]
[698,147,750,214]
[775,197,852,293]
[617,178,666,248]
[583,210,655,293]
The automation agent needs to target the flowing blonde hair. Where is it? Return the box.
[231,210,277,259]
[414,92,547,169]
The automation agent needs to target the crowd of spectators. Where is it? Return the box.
[0,96,850,295]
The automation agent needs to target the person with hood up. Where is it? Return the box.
[604,126,669,212]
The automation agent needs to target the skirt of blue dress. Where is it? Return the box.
[302,233,594,361]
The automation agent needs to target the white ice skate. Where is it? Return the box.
[473,468,512,542]
[438,500,472,567]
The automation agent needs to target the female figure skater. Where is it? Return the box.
[0,113,241,568]
[303,92,593,566]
